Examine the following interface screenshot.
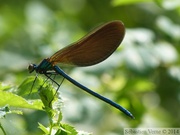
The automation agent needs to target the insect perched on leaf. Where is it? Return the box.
[28,21,134,119]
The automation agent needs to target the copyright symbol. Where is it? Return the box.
[162,129,167,134]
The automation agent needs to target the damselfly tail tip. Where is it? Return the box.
[124,109,135,119]
[130,114,135,119]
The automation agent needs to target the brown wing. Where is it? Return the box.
[49,21,125,66]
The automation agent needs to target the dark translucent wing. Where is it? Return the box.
[49,21,125,66]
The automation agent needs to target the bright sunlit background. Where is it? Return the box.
[0,0,180,135]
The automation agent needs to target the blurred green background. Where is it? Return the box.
[0,0,180,135]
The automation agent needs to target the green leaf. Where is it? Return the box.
[38,84,57,108]
[0,82,12,91]
[57,123,78,135]
[38,82,59,119]
[17,76,44,96]
[0,123,6,135]
[0,90,43,110]
[38,123,49,134]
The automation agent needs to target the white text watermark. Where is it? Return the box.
[124,128,180,135]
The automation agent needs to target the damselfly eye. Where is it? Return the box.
[28,64,35,73]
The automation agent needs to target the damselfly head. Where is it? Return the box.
[28,64,36,73]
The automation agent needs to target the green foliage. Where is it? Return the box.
[0,77,90,135]
[112,0,153,6]
[0,81,42,110]
[0,0,180,134]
